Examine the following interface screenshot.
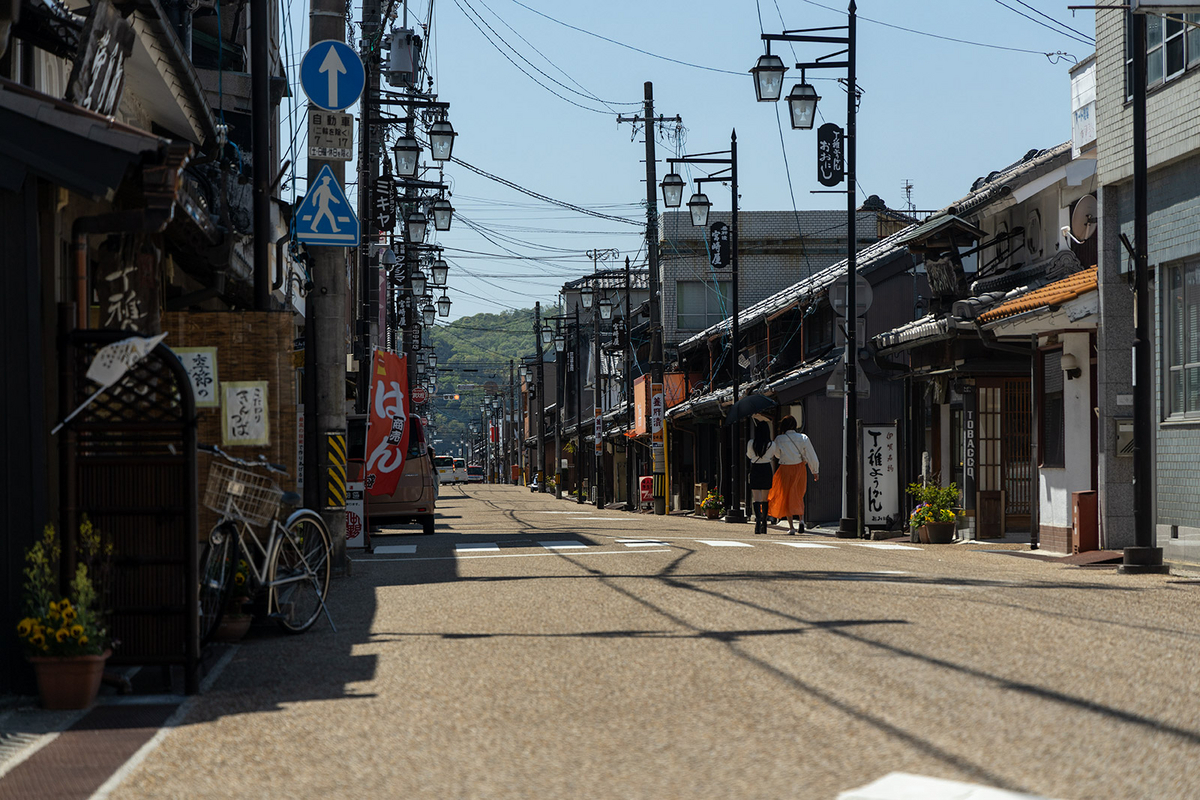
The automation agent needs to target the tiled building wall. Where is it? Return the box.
[1094,11,1200,563]
[658,210,883,348]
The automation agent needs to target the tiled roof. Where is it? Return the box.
[976,266,1097,324]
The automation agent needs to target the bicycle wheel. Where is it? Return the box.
[268,510,332,633]
[198,524,236,644]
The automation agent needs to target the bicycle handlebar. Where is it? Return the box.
[199,443,289,475]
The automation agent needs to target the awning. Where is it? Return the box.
[893,214,985,253]
[0,77,167,199]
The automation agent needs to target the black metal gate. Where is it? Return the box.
[62,329,199,693]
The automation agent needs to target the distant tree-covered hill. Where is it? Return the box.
[422,308,541,457]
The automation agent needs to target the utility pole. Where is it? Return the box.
[535,302,546,490]
[593,279,604,509]
[250,0,271,311]
[306,0,349,568]
[355,0,382,413]
[509,359,515,484]
[574,304,584,504]
[618,83,679,515]
[623,257,634,510]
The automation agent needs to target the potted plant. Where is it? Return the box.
[907,482,960,544]
[212,557,253,642]
[17,518,112,709]
[700,490,726,520]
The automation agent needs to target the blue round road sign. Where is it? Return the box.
[300,40,365,112]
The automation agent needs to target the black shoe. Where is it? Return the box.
[797,522,805,534]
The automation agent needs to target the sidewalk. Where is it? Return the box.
[0,646,235,800]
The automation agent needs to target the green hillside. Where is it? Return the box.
[422,308,541,457]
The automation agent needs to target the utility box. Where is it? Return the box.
[1072,490,1099,553]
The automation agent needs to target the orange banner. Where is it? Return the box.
[365,349,409,496]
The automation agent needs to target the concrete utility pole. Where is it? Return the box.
[618,83,680,515]
[306,0,349,568]
[355,0,382,413]
[535,302,546,490]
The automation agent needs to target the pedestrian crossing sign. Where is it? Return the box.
[295,164,359,246]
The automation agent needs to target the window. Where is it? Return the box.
[1040,350,1065,467]
[805,306,835,359]
[1126,12,1200,94]
[676,280,731,331]
[1166,259,1200,418]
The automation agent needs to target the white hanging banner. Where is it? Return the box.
[862,423,899,527]
[52,332,169,434]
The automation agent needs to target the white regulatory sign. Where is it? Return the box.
[308,108,354,161]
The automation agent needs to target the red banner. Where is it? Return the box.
[365,349,409,496]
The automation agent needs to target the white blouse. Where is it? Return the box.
[757,431,819,472]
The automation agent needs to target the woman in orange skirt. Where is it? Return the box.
[766,415,820,534]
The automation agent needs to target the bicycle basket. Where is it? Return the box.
[203,461,283,527]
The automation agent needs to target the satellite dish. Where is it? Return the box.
[1071,195,1098,242]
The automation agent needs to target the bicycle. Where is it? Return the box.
[197,444,335,642]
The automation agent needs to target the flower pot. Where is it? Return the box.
[28,649,111,710]
[705,508,720,519]
[920,521,956,544]
[212,614,252,642]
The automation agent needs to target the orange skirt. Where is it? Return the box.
[768,463,808,519]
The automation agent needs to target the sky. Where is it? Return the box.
[280,0,1098,323]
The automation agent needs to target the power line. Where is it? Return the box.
[989,0,1095,45]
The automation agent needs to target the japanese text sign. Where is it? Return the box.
[863,423,898,526]
[708,222,730,269]
[175,347,219,408]
[817,123,845,188]
[222,381,269,446]
[364,349,409,496]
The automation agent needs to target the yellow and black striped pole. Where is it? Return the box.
[326,431,347,509]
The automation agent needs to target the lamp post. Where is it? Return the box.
[663,132,744,524]
[756,2,860,538]
[584,249,618,508]
[535,302,546,492]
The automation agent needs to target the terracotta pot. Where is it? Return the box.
[705,508,720,519]
[212,615,252,642]
[921,521,957,544]
[28,649,111,710]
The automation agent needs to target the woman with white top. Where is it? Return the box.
[745,418,776,535]
[766,415,819,534]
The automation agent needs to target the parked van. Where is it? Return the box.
[453,457,468,484]
[434,455,455,484]
[348,414,436,535]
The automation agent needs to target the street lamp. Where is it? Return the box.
[406,210,428,244]
[429,352,437,368]
[437,293,451,317]
[392,135,420,177]
[786,80,820,130]
[422,303,435,327]
[411,270,427,297]
[579,283,594,310]
[687,191,711,227]
[430,258,449,287]
[758,3,861,539]
[667,133,743,524]
[431,197,454,231]
[429,119,457,161]
[661,171,685,208]
[554,333,566,353]
[541,325,554,347]
[751,53,787,102]
[598,295,614,321]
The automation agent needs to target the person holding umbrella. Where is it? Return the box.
[766,415,819,534]
[746,416,776,534]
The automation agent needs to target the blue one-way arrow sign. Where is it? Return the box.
[295,164,359,246]
[300,40,365,112]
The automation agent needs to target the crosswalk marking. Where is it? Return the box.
[618,540,669,547]
[848,543,921,551]
[539,540,587,549]
[697,540,753,547]
[374,545,417,554]
[455,543,500,552]
[775,542,837,549]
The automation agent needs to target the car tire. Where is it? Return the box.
[421,515,435,535]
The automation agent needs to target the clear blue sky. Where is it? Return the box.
[283,0,1097,321]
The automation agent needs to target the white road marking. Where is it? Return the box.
[618,540,669,547]
[539,540,588,549]
[533,511,592,514]
[839,771,1056,799]
[455,543,500,552]
[698,540,754,547]
[775,542,837,548]
[374,545,417,554]
[360,549,673,563]
[848,543,921,550]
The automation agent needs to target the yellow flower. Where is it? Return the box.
[71,624,84,637]
[55,628,70,643]
[29,633,45,647]
[61,607,76,623]
[77,635,88,646]
[234,573,246,586]
[17,618,34,637]
[49,601,58,612]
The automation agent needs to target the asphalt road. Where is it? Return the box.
[112,485,1200,799]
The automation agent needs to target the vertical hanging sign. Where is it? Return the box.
[365,348,409,496]
[817,123,845,188]
[594,408,603,456]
